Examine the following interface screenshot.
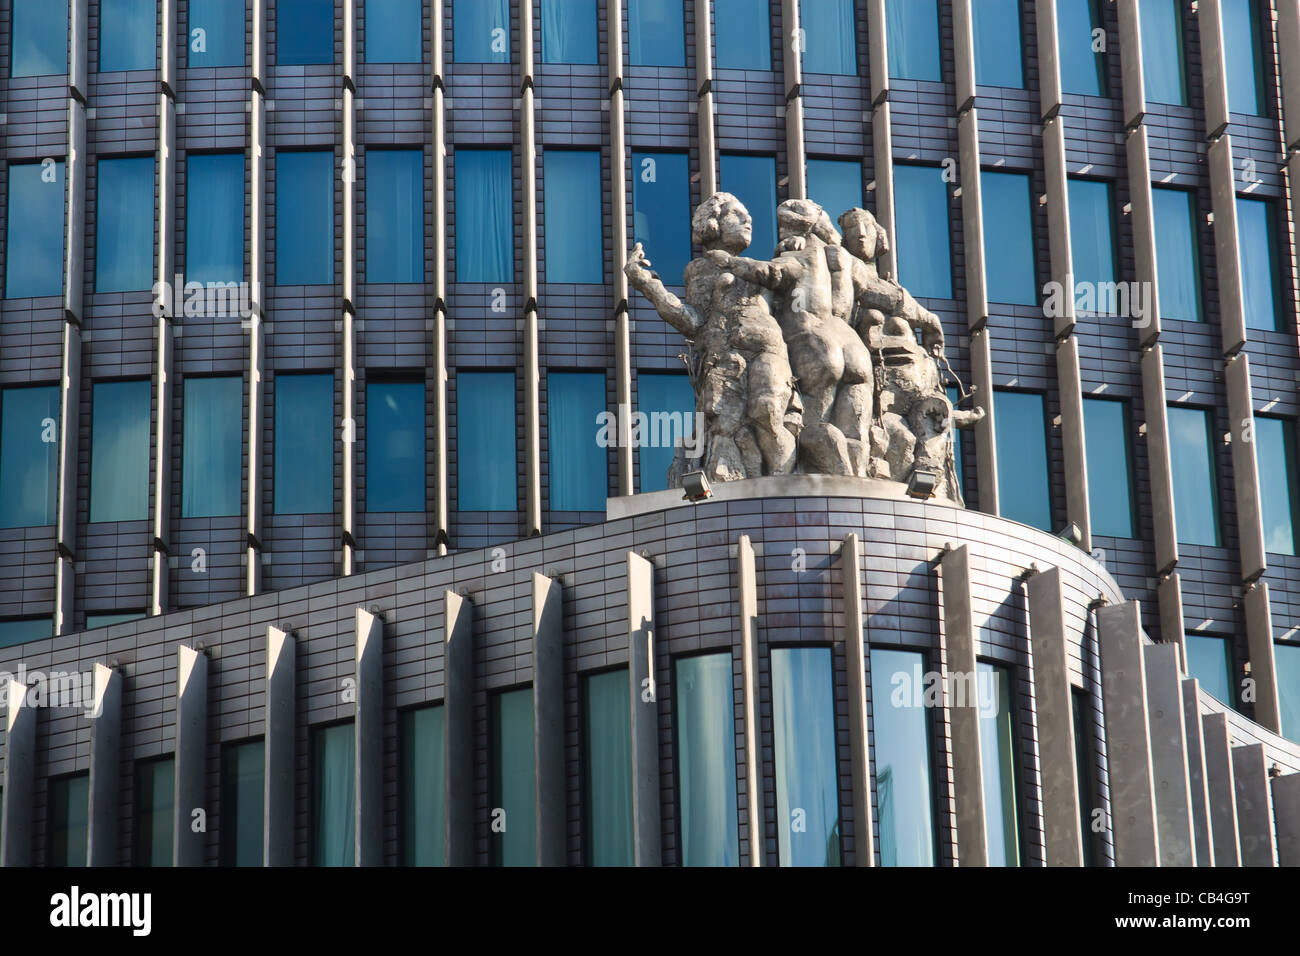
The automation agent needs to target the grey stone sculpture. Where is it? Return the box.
[625,194,983,505]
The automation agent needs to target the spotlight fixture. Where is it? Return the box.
[906,470,939,500]
[1058,523,1084,547]
[681,471,712,503]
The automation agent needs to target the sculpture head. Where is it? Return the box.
[776,199,839,246]
[692,192,753,254]
[838,207,889,264]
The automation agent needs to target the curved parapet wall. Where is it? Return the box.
[0,479,1295,866]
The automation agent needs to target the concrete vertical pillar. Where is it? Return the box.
[1096,601,1160,866]
[781,0,806,199]
[444,590,475,865]
[246,0,268,595]
[939,545,988,865]
[1142,644,1196,865]
[865,0,895,276]
[695,0,717,199]
[1034,0,1062,114]
[608,0,633,497]
[1242,581,1280,734]
[627,552,660,866]
[431,0,449,555]
[1125,124,1163,346]
[340,0,358,575]
[1140,344,1179,577]
[521,0,544,531]
[264,626,295,866]
[1207,136,1247,354]
[152,73,177,616]
[737,534,764,866]
[0,681,35,866]
[87,664,122,866]
[1271,772,1300,866]
[1281,0,1300,150]
[1180,678,1215,866]
[1116,0,1146,127]
[54,324,81,635]
[1196,0,1232,138]
[1200,713,1241,866]
[1231,743,1277,866]
[354,608,383,865]
[841,534,873,866]
[532,573,565,865]
[1027,567,1084,865]
[173,646,208,866]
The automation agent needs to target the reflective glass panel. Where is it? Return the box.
[99,0,156,72]
[885,0,940,82]
[186,153,244,285]
[0,385,59,528]
[1186,634,1233,708]
[799,0,856,75]
[1138,0,1186,105]
[491,687,535,866]
[978,662,1020,866]
[628,0,685,66]
[547,371,608,511]
[893,164,952,299]
[869,648,936,866]
[675,653,740,866]
[278,0,334,64]
[97,157,155,292]
[1254,417,1298,556]
[994,391,1052,531]
[456,371,518,511]
[631,152,691,287]
[981,171,1036,306]
[219,739,264,867]
[1236,197,1280,332]
[312,722,355,866]
[277,151,334,285]
[1057,0,1105,96]
[274,374,334,515]
[454,0,510,63]
[11,0,68,77]
[1151,188,1202,322]
[182,376,243,518]
[188,0,246,67]
[47,774,89,867]
[1167,406,1221,547]
[715,0,770,70]
[6,161,65,298]
[637,372,694,493]
[1222,0,1265,116]
[542,0,598,65]
[90,380,151,523]
[973,0,1024,88]
[720,155,777,257]
[399,706,445,866]
[455,150,513,283]
[134,757,174,866]
[771,646,841,866]
[1082,398,1135,538]
[544,151,603,284]
[583,669,633,866]
[365,380,425,512]
[806,159,863,224]
[366,0,422,63]
[367,149,424,284]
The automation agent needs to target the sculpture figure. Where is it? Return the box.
[624,192,799,482]
[625,193,980,506]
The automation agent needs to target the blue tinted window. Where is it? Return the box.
[637,372,693,493]
[11,0,67,77]
[973,0,1024,88]
[800,0,856,75]
[96,157,155,293]
[583,669,633,866]
[0,616,52,649]
[366,0,422,63]
[1068,179,1116,312]
[0,386,59,529]
[978,662,1020,866]
[311,722,355,866]
[366,380,425,512]
[1222,0,1265,116]
[1152,188,1202,322]
[1236,197,1281,332]
[134,757,174,866]
[277,152,334,285]
[715,0,770,70]
[544,151,603,284]
[278,0,333,64]
[675,653,740,866]
[870,648,936,866]
[771,646,840,866]
[186,153,244,284]
[1139,0,1186,105]
[456,371,517,511]
[366,150,424,284]
[547,371,607,511]
[1083,398,1135,538]
[542,0,597,65]
[806,159,863,224]
[1186,634,1233,707]
[1276,643,1300,745]
[85,611,145,628]
[47,774,89,867]
[720,154,777,256]
[183,376,243,518]
[885,0,940,81]
[1168,406,1221,547]
[994,390,1052,531]
[188,0,245,67]
[1254,417,1299,556]
[274,374,334,515]
[454,0,509,63]
[400,706,445,866]
[491,687,535,866]
[219,739,264,867]
[99,0,156,72]
[893,164,952,298]
[628,0,684,67]
[631,152,691,288]
[455,150,512,283]
[1057,0,1105,96]
[6,161,65,298]
[90,380,151,522]
[981,171,1036,306]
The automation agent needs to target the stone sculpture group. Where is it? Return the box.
[625,193,982,504]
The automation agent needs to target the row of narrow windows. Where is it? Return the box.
[24,648,1076,866]
[6,151,1288,338]
[9,0,1277,118]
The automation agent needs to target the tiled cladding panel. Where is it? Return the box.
[0,3,1293,664]
[0,494,1144,866]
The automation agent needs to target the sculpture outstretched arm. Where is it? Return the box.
[950,406,985,429]
[709,250,803,291]
[624,243,703,337]
[900,290,945,354]
[849,258,904,317]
